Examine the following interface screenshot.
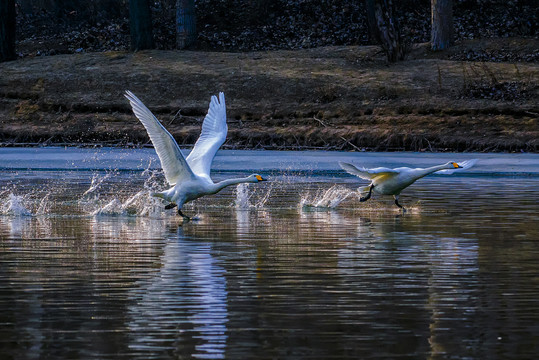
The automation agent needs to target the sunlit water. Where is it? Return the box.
[1,147,538,359]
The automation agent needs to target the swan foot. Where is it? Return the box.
[394,196,406,212]
[360,185,374,202]
[164,203,177,210]
[178,209,190,222]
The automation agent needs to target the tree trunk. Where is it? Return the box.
[129,0,154,51]
[365,0,378,44]
[431,0,453,50]
[0,0,16,62]
[372,0,405,62]
[176,0,196,49]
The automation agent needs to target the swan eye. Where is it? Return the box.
[452,162,459,168]
[255,175,263,181]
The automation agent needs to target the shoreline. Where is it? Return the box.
[0,142,531,154]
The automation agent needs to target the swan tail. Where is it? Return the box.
[339,162,371,180]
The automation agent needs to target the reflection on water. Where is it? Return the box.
[1,149,539,359]
[127,227,228,359]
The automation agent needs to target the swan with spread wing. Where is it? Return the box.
[339,159,477,211]
[125,91,266,220]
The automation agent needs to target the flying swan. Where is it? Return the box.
[125,91,266,220]
[339,159,477,211]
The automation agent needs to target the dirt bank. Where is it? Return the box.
[0,38,538,152]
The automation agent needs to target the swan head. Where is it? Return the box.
[447,162,461,169]
[248,174,267,183]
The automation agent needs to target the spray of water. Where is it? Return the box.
[0,193,32,216]
[300,184,359,209]
[90,169,165,217]
[235,183,250,209]
[35,193,51,215]
[82,172,113,197]
[92,198,124,216]
[235,182,273,209]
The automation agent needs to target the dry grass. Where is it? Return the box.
[0,38,537,151]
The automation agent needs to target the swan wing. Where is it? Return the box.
[186,92,227,178]
[339,162,398,180]
[437,159,478,174]
[125,91,195,186]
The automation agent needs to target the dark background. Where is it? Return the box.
[15,0,538,56]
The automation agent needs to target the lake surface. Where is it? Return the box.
[1,147,538,359]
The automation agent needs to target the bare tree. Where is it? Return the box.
[431,0,453,50]
[0,0,16,62]
[129,0,155,51]
[365,0,378,44]
[176,0,196,49]
[365,0,405,62]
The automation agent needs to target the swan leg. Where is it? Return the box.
[164,203,177,210]
[360,185,374,202]
[178,209,190,222]
[394,195,406,212]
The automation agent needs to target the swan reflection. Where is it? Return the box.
[127,227,228,359]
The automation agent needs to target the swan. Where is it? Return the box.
[125,90,267,220]
[339,159,477,210]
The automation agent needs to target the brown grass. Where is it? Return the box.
[0,38,537,151]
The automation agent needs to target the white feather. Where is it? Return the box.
[124,91,195,186]
[339,162,398,180]
[186,92,227,178]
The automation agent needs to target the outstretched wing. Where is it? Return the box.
[125,91,195,186]
[339,162,399,181]
[186,92,227,178]
[437,159,478,174]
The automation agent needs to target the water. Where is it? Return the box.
[1,147,538,359]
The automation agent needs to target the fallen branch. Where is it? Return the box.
[167,108,200,126]
[313,116,362,151]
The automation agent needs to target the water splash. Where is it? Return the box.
[235,183,250,209]
[92,198,124,216]
[235,183,272,209]
[79,172,115,215]
[82,172,113,197]
[90,169,165,217]
[1,193,32,216]
[91,193,164,217]
[35,193,51,215]
[124,190,163,217]
[300,185,358,209]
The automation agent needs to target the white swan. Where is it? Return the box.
[339,159,477,210]
[125,91,266,220]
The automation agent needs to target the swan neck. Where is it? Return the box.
[415,164,449,178]
[212,177,253,193]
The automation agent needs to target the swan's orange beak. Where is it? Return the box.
[255,175,266,181]
[452,162,461,168]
